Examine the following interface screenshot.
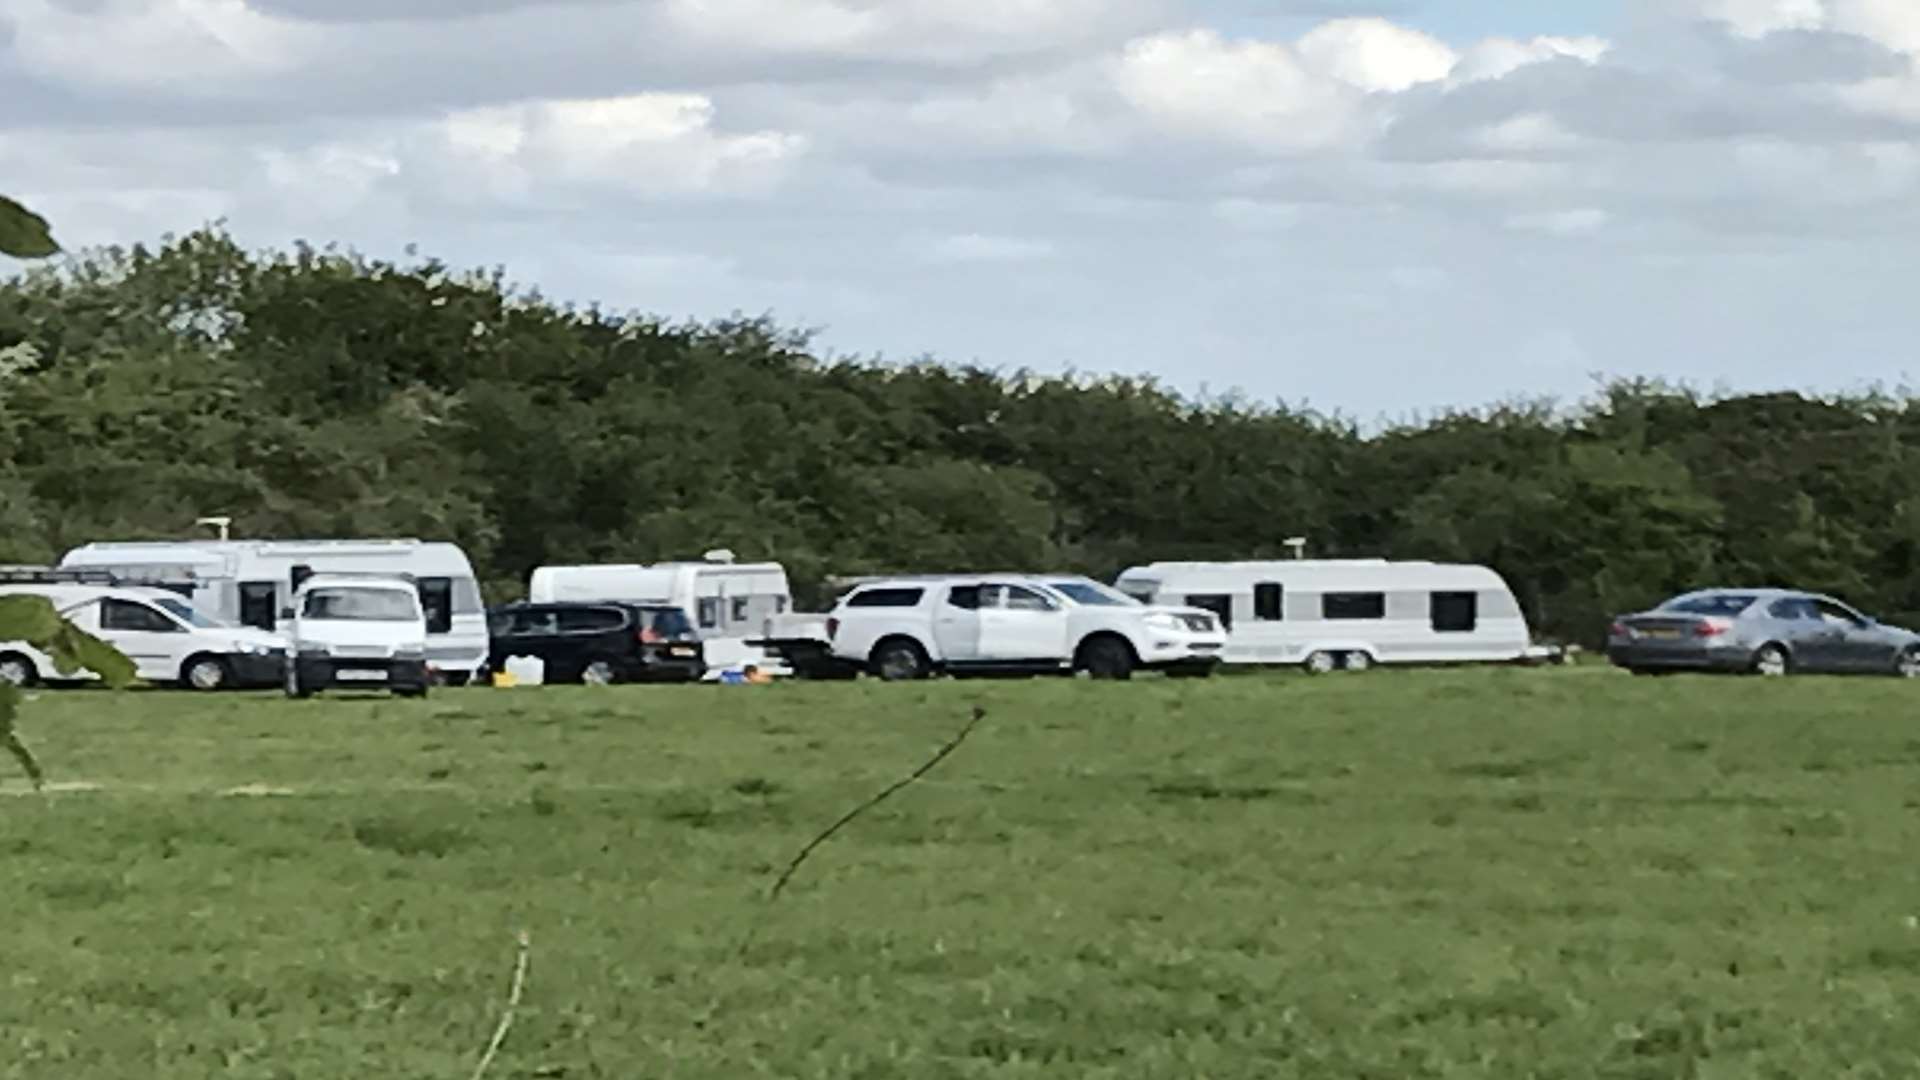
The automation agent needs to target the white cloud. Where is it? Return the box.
[1702,0,1826,39]
[1454,35,1611,82]
[1506,208,1611,236]
[5,0,300,91]
[1296,17,1458,93]
[1111,29,1359,152]
[437,94,807,199]
[918,232,1055,263]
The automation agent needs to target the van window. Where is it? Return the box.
[1431,591,1478,633]
[847,588,925,608]
[559,607,627,634]
[304,588,420,622]
[697,598,721,629]
[419,577,454,635]
[101,599,182,633]
[240,581,278,630]
[1254,583,1283,622]
[1186,594,1233,630]
[1322,593,1385,621]
[946,585,981,610]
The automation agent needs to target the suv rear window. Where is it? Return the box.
[847,587,925,608]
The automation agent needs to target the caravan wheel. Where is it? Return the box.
[1343,652,1374,673]
[1303,651,1338,676]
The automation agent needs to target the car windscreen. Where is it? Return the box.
[1661,593,1760,616]
[1046,580,1138,606]
[152,597,226,628]
[302,588,420,621]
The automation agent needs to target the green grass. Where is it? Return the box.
[6,666,1920,1077]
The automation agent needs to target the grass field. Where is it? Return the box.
[5,665,1920,1078]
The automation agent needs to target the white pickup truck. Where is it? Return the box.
[825,574,1226,680]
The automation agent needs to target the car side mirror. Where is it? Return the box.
[279,607,294,621]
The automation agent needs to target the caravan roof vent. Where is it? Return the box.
[702,548,737,565]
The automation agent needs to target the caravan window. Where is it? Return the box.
[730,596,751,624]
[1186,594,1232,630]
[697,598,721,629]
[240,581,279,630]
[1322,593,1385,620]
[419,577,454,635]
[1431,592,1478,633]
[1254,583,1283,622]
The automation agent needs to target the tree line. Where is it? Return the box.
[3,228,1915,645]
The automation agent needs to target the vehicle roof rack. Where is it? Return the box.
[0,565,198,588]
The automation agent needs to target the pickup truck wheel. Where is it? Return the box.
[181,655,229,692]
[1078,636,1136,681]
[0,652,37,688]
[871,639,930,682]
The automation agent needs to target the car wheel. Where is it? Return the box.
[1896,647,1920,679]
[0,652,37,688]
[582,660,616,686]
[1303,650,1338,676]
[182,656,229,692]
[1751,644,1790,677]
[871,639,930,682]
[1343,651,1375,673]
[1078,636,1136,681]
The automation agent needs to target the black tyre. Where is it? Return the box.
[0,652,38,688]
[1896,647,1920,679]
[1078,636,1136,681]
[870,638,930,682]
[181,655,229,692]
[284,663,314,700]
[1751,644,1790,677]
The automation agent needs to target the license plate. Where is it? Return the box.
[1642,629,1682,640]
[671,646,695,657]
[337,669,388,682]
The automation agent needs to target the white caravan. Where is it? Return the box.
[58,539,488,683]
[0,576,288,690]
[1113,560,1544,673]
[527,558,792,674]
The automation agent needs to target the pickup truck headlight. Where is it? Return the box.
[1145,613,1184,632]
[236,642,280,657]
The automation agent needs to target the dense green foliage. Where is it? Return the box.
[4,229,1917,642]
[8,671,1920,1076]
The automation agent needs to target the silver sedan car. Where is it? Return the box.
[1607,589,1920,677]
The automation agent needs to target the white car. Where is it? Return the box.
[826,574,1226,680]
[284,574,432,698]
[0,582,287,691]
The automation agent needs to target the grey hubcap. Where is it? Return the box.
[1756,649,1788,677]
[583,662,615,686]
[1899,651,1920,678]
[1345,652,1373,673]
[879,649,918,680]
[188,661,225,691]
[1305,651,1337,675]
[0,659,30,686]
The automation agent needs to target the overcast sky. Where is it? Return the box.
[5,0,1920,419]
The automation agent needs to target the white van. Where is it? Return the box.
[0,575,288,690]
[527,558,791,674]
[284,573,432,699]
[59,539,488,683]
[1114,559,1545,673]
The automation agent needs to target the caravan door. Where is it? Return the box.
[976,583,1070,663]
